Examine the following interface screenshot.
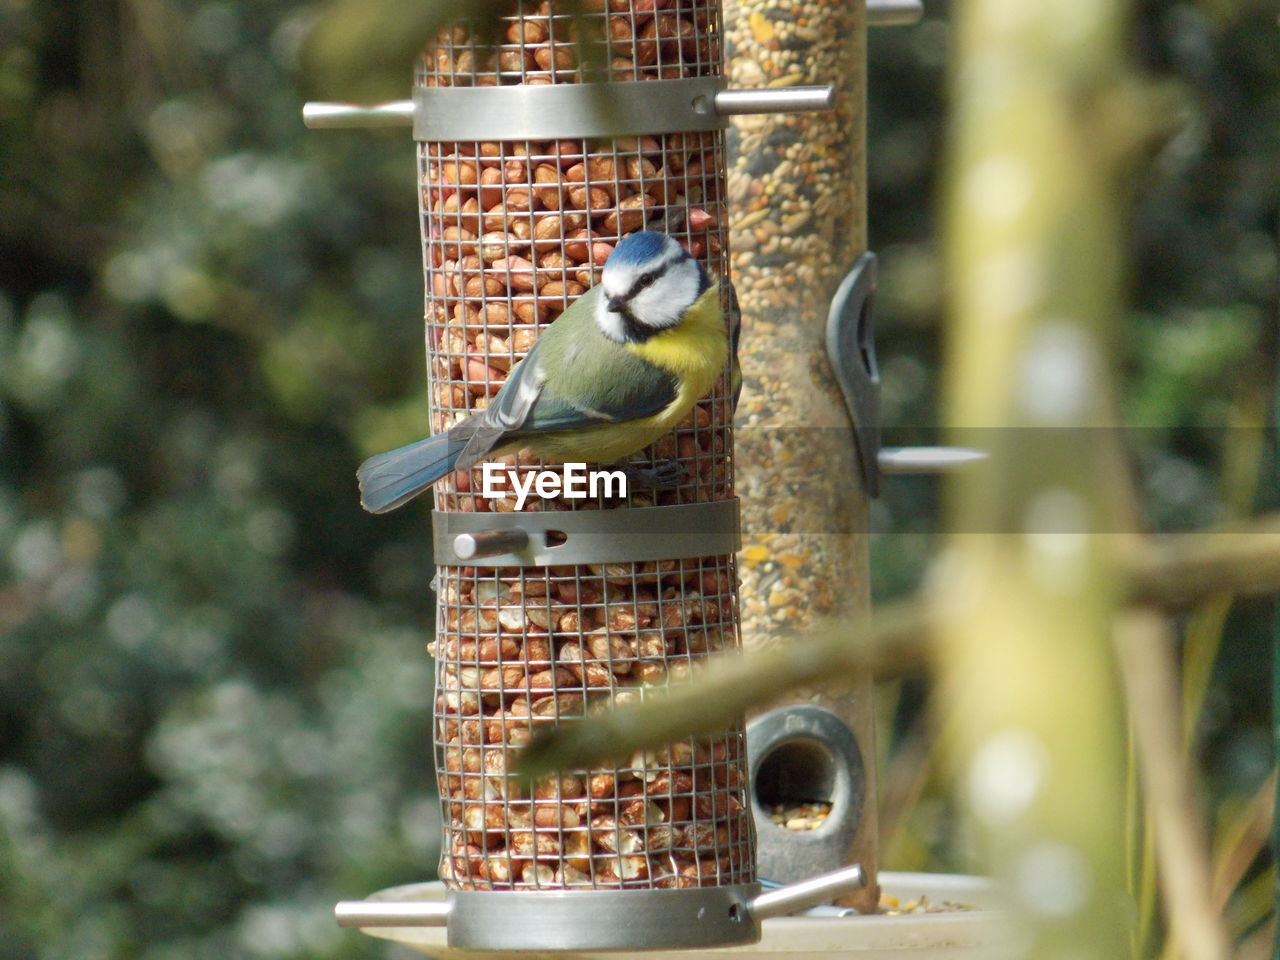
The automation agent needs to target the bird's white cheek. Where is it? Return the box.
[633,287,679,328]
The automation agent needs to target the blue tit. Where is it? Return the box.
[358,231,733,514]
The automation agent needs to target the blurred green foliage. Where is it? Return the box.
[1,3,438,958]
[0,0,1276,957]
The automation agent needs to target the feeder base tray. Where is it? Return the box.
[346,873,1005,959]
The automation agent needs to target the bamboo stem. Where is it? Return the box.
[1115,608,1231,960]
[937,0,1134,954]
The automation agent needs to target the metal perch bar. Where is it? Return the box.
[336,900,452,928]
[747,864,867,921]
[710,87,835,115]
[877,446,988,474]
[302,100,414,128]
[867,0,925,27]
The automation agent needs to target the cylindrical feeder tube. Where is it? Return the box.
[725,0,879,910]
[421,2,754,893]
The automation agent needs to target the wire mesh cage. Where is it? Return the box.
[418,0,754,892]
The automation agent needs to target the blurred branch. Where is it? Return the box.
[514,603,928,779]
[1127,515,1280,607]
[1115,608,1230,960]
[305,0,605,100]
[516,516,1280,779]
[305,0,516,99]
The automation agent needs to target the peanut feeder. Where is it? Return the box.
[420,3,750,908]
[306,0,874,950]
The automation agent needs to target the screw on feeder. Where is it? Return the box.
[451,528,530,561]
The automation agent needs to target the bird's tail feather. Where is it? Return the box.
[357,426,474,514]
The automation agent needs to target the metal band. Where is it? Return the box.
[413,77,724,140]
[432,498,740,567]
[336,865,870,942]
[305,84,834,136]
[447,885,760,950]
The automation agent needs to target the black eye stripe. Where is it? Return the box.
[620,255,680,302]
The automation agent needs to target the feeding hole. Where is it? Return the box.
[545,530,568,547]
[754,736,837,830]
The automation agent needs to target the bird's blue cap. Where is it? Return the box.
[608,231,671,267]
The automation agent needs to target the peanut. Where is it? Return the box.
[463,272,507,299]
[521,863,555,887]
[465,358,503,395]
[532,164,563,208]
[563,228,594,261]
[601,193,657,233]
[533,802,582,830]
[440,157,479,188]
[513,296,550,324]
[493,255,537,292]
[506,18,548,44]
[587,632,635,674]
[477,165,505,209]
[512,327,538,354]
[441,225,478,258]
[532,44,576,73]
[568,184,611,211]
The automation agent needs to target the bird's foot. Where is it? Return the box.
[622,460,688,490]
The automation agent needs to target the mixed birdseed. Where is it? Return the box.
[724,0,868,647]
[767,800,832,831]
[725,0,880,913]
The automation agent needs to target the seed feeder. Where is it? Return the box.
[307,0,997,954]
[725,0,984,912]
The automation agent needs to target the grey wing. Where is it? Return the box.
[453,347,549,471]
[454,346,679,471]
[453,281,681,471]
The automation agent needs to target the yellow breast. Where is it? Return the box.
[625,281,727,425]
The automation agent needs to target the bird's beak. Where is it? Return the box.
[607,297,625,313]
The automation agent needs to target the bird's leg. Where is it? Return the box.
[622,459,688,490]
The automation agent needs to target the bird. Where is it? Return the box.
[357,231,735,514]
